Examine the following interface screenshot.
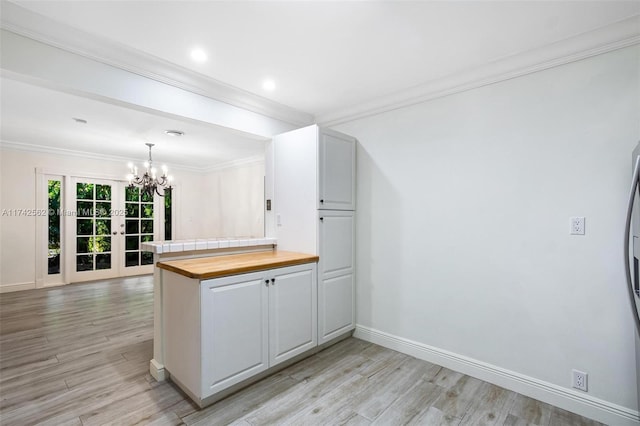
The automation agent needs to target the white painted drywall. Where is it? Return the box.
[335,45,640,410]
[204,161,266,238]
[0,148,265,290]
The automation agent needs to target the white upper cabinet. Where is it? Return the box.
[270,125,357,253]
[318,129,356,211]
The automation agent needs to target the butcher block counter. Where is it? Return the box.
[156,250,319,280]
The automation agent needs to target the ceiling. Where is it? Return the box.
[0,79,268,170]
[1,1,639,168]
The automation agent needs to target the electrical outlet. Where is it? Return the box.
[572,369,588,392]
[570,217,585,235]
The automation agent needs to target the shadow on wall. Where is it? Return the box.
[356,143,404,333]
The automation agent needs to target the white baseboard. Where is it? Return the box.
[354,325,639,426]
[0,281,36,293]
[149,359,167,382]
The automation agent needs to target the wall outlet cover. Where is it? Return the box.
[570,217,585,235]
[572,369,588,392]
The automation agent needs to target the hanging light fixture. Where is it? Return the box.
[127,143,173,197]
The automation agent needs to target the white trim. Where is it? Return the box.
[353,325,640,426]
[2,140,264,174]
[35,171,67,288]
[1,140,206,174]
[149,358,167,382]
[0,282,36,293]
[204,156,265,172]
[317,15,640,127]
[0,2,313,128]
[35,170,46,288]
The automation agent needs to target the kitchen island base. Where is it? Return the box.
[154,250,358,408]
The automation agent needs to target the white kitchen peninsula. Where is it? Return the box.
[142,237,277,382]
[155,250,319,407]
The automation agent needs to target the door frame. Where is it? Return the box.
[68,176,124,283]
[35,167,162,287]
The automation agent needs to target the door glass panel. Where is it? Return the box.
[76,182,112,273]
[126,220,139,234]
[77,201,93,217]
[96,254,111,270]
[126,203,139,218]
[93,236,111,252]
[141,220,153,234]
[124,186,154,268]
[141,251,154,265]
[126,236,139,251]
[141,191,153,203]
[126,187,139,202]
[77,219,93,235]
[96,202,111,217]
[76,254,94,271]
[95,219,111,235]
[48,180,61,275]
[141,203,153,218]
[126,252,139,267]
[164,188,172,240]
[77,237,90,253]
[96,185,111,201]
[76,183,94,200]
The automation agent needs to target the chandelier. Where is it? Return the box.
[127,143,173,197]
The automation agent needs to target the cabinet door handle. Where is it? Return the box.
[320,217,324,221]
[320,199,324,204]
[271,278,275,285]
[264,279,269,287]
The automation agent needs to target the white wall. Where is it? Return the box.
[204,161,265,238]
[0,148,265,290]
[336,45,640,413]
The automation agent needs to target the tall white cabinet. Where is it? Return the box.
[269,125,356,344]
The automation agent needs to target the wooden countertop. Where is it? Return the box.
[156,250,319,280]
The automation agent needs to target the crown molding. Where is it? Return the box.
[204,156,265,173]
[0,1,314,128]
[317,15,640,127]
[0,139,261,174]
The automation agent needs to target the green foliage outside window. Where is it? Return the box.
[48,180,61,274]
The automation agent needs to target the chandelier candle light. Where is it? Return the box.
[127,143,173,197]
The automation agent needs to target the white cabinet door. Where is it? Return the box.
[318,211,355,344]
[318,129,356,211]
[319,274,354,343]
[201,272,269,397]
[268,264,317,366]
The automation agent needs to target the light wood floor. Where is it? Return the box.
[0,276,603,426]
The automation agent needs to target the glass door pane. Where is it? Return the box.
[65,178,124,282]
[75,182,113,272]
[48,180,61,275]
[124,186,155,272]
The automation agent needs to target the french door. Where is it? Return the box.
[69,178,156,282]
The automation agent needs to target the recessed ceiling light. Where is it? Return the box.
[72,117,87,124]
[263,79,276,91]
[164,130,184,137]
[190,48,207,63]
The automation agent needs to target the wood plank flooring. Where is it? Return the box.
[0,276,604,426]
